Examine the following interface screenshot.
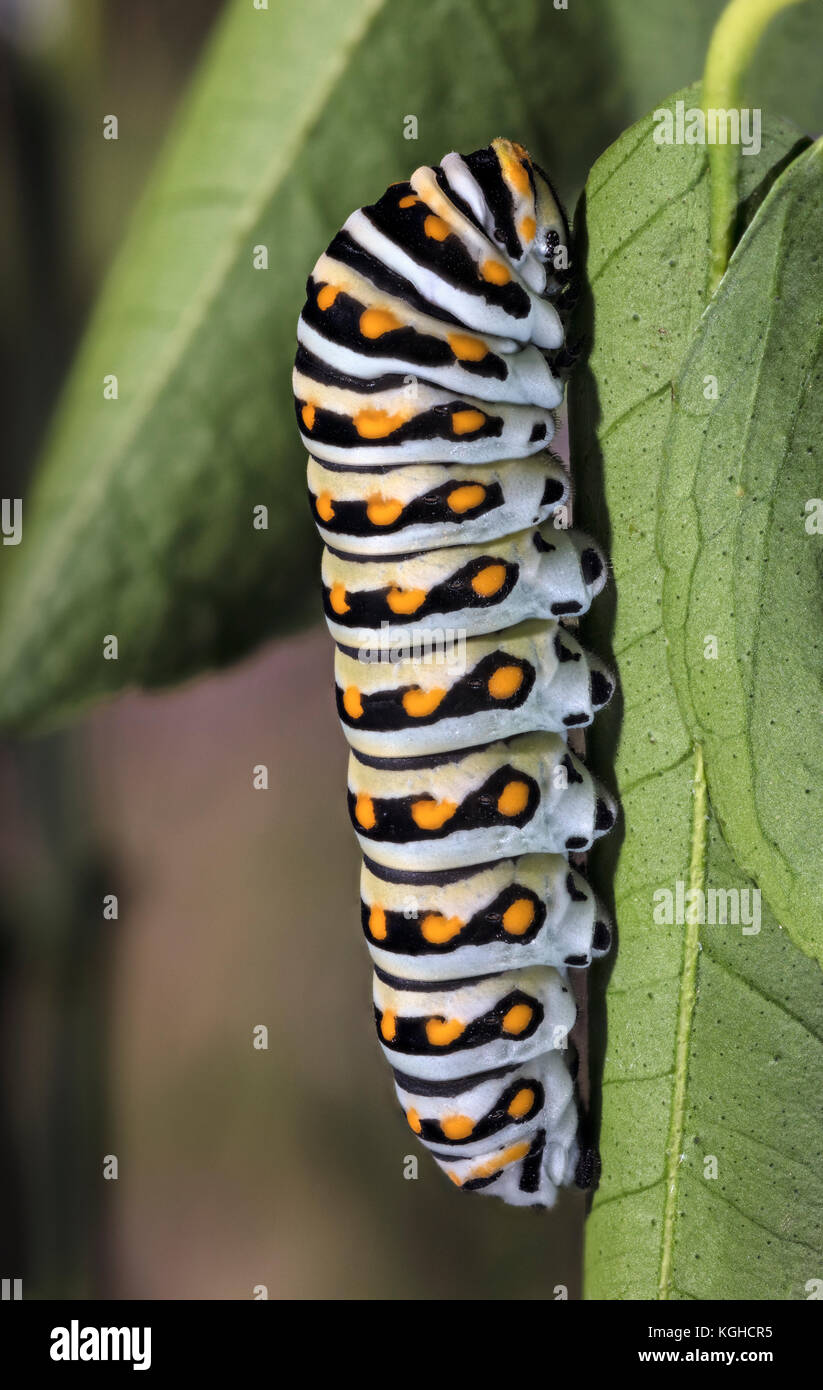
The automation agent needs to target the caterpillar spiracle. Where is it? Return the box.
[294,139,617,1208]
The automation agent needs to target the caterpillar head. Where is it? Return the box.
[491,137,570,290]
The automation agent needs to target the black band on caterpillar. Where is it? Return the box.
[295,138,616,1208]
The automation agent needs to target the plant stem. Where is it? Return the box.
[703,0,807,293]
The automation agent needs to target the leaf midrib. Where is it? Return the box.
[657,741,707,1298]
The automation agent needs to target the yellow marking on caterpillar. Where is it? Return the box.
[496,140,532,196]
[447,1139,530,1187]
[343,686,363,719]
[316,284,339,309]
[497,780,530,817]
[502,898,535,936]
[502,1003,533,1035]
[447,333,488,361]
[424,213,451,242]
[508,1087,535,1119]
[402,687,445,718]
[452,408,486,435]
[387,587,426,615]
[359,308,401,339]
[406,1107,422,1133]
[441,1115,474,1140]
[471,563,506,597]
[301,403,316,430]
[368,905,387,940]
[447,483,486,513]
[355,793,376,830]
[315,492,335,522]
[329,582,350,615]
[426,1017,465,1047]
[411,798,457,831]
[354,407,410,439]
[380,1009,397,1042]
[420,913,463,944]
[488,664,523,699]
[480,259,511,285]
[367,495,404,526]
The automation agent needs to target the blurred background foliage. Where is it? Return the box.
[1,0,821,1299]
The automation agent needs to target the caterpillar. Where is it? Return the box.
[294,138,616,1207]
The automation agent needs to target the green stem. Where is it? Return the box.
[703,0,807,293]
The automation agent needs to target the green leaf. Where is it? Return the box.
[570,88,823,1299]
[659,140,823,966]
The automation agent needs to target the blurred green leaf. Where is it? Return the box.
[660,139,823,966]
[5,0,823,729]
[571,88,823,1299]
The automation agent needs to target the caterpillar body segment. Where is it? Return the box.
[321,522,607,647]
[394,1050,579,1206]
[347,733,617,872]
[306,452,570,556]
[336,619,614,758]
[295,138,616,1207]
[360,854,612,984]
[373,965,576,1081]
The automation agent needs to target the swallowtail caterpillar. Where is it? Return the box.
[294,139,616,1206]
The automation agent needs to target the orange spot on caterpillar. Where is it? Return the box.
[447,1139,531,1188]
[406,1107,422,1133]
[368,905,387,940]
[488,664,523,699]
[471,563,506,597]
[367,495,404,526]
[301,403,316,430]
[355,793,376,830]
[425,1017,464,1047]
[411,798,457,831]
[519,215,537,243]
[424,214,451,242]
[402,687,445,718]
[508,1087,535,1119]
[354,407,410,439]
[497,780,530,817]
[502,1002,533,1035]
[316,284,339,310]
[441,1115,474,1140]
[502,898,535,936]
[398,194,420,208]
[498,143,532,195]
[380,1009,397,1042]
[387,587,425,615]
[447,332,488,361]
[343,686,363,719]
[420,913,463,944]
[480,259,511,285]
[447,483,486,514]
[315,491,335,522]
[452,408,486,435]
[329,582,350,615]
[359,308,401,339]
